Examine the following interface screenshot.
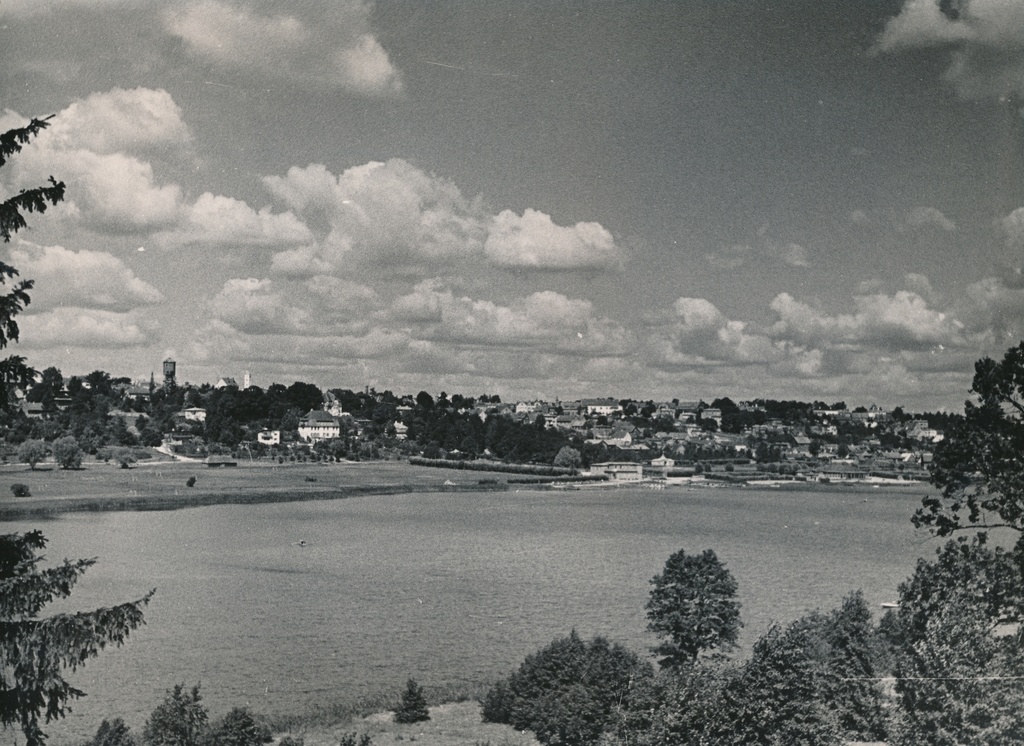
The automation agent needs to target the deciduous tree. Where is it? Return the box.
[17,438,47,469]
[918,341,1024,540]
[645,548,741,667]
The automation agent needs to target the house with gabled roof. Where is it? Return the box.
[298,410,341,442]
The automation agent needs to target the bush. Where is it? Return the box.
[88,718,137,746]
[17,439,47,470]
[482,631,653,746]
[10,483,30,497]
[394,678,430,724]
[52,436,83,470]
[186,476,196,488]
[337,734,372,746]
[143,683,208,746]
[204,708,270,746]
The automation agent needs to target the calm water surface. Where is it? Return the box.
[2,485,940,744]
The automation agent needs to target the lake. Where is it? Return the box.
[1,484,941,744]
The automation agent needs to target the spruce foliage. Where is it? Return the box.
[0,531,153,746]
[394,678,430,724]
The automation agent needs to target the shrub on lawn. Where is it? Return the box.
[394,678,430,724]
[10,483,30,497]
[186,476,196,488]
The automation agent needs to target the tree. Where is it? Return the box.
[716,623,841,745]
[553,445,582,471]
[884,538,1024,746]
[1,117,65,412]
[52,435,82,469]
[17,438,47,469]
[205,708,270,746]
[645,548,741,667]
[142,684,208,746]
[0,531,152,746]
[482,630,652,746]
[394,678,430,724]
[917,341,1024,541]
[88,718,137,746]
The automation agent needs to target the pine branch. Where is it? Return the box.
[1,179,66,242]
[0,116,54,167]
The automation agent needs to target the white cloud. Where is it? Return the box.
[646,297,809,371]
[483,209,620,270]
[902,206,956,232]
[156,192,312,248]
[1001,206,1024,251]
[2,93,188,232]
[265,159,488,275]
[20,308,155,348]
[876,0,1024,98]
[392,284,630,355]
[164,0,402,96]
[769,289,968,351]
[39,87,190,155]
[7,241,163,312]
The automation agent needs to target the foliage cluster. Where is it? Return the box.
[482,631,653,746]
[394,678,430,724]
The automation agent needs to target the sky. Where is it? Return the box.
[2,0,1023,411]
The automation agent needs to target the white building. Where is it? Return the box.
[298,410,341,442]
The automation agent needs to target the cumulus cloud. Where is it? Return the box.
[483,209,620,270]
[19,308,156,348]
[156,192,312,248]
[646,297,813,372]
[164,0,402,95]
[705,236,811,270]
[1002,206,1024,252]
[901,206,956,232]
[209,274,383,337]
[2,91,189,232]
[265,160,488,275]
[769,289,968,351]
[875,0,1024,98]
[7,242,163,312]
[38,87,190,154]
[190,319,409,364]
[390,284,630,356]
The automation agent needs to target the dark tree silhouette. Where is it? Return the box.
[0,531,153,746]
[646,548,742,667]
[917,341,1024,539]
[0,116,65,412]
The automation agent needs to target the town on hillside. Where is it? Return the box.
[3,358,949,484]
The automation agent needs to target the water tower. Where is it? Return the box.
[163,358,176,388]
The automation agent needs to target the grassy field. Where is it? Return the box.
[0,457,511,519]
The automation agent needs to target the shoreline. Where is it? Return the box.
[0,461,930,521]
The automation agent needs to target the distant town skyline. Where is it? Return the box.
[2,1,1023,411]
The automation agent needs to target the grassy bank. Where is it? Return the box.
[0,459,512,520]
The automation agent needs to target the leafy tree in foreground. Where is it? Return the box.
[0,531,153,746]
[482,630,652,746]
[918,340,1024,540]
[645,548,741,667]
[52,435,82,469]
[88,718,138,746]
[884,538,1024,746]
[204,707,271,746]
[142,683,208,746]
[394,678,430,724]
[17,438,47,469]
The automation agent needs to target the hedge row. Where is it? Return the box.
[408,456,575,476]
